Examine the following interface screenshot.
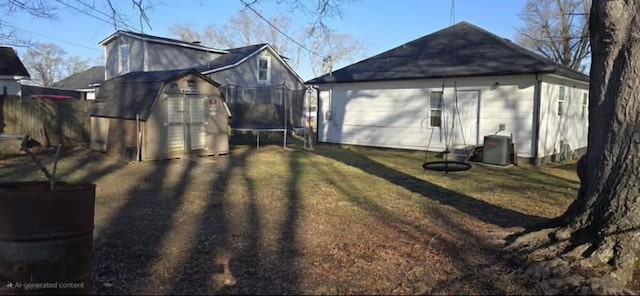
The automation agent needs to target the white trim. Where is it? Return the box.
[257,55,271,84]
[118,43,130,74]
[0,75,29,80]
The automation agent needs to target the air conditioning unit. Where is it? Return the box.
[482,135,512,166]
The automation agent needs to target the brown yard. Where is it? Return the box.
[0,143,583,295]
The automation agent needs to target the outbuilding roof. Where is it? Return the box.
[306,22,589,84]
[91,69,220,120]
[0,46,30,78]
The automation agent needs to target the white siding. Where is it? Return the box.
[317,75,538,157]
[538,75,589,158]
[0,79,22,96]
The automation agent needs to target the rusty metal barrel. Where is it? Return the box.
[0,182,96,295]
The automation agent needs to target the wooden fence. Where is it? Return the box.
[0,95,91,146]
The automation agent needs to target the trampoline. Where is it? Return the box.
[224,84,311,148]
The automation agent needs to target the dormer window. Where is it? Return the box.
[257,56,271,83]
[119,44,130,74]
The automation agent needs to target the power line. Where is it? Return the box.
[239,0,324,58]
[0,20,102,52]
[54,0,136,32]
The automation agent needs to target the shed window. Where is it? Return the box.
[430,91,443,127]
[557,86,565,116]
[257,56,271,83]
[119,44,130,74]
[582,92,588,119]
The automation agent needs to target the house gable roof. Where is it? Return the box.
[200,43,306,86]
[91,69,220,120]
[99,30,228,54]
[198,44,267,74]
[306,21,589,84]
[0,46,30,78]
[53,66,105,90]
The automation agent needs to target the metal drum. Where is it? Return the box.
[0,182,95,295]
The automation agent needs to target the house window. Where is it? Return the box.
[582,92,588,119]
[430,91,443,127]
[557,86,565,116]
[119,44,130,74]
[257,56,271,83]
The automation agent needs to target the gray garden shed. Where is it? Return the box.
[90,69,231,161]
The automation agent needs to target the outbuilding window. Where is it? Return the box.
[557,86,565,116]
[430,91,442,127]
[119,44,130,74]
[257,56,271,83]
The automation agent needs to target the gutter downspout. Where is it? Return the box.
[533,74,542,165]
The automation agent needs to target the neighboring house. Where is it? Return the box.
[90,69,230,161]
[0,46,30,96]
[99,31,309,130]
[306,21,590,165]
[53,66,105,100]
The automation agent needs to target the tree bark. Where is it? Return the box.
[507,0,640,291]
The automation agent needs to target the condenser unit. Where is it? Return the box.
[482,135,512,166]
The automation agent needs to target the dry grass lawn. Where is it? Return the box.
[0,143,581,295]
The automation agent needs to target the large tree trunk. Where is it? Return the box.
[506,0,640,294]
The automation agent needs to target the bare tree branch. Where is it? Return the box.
[516,0,591,70]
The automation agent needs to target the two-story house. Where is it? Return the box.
[98,31,308,127]
[90,30,308,160]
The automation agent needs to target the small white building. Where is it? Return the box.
[306,22,589,165]
[0,46,30,96]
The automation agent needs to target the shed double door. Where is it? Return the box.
[166,95,207,153]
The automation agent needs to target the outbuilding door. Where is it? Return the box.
[166,95,207,153]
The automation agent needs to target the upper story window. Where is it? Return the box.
[582,92,588,119]
[430,91,443,127]
[119,44,130,74]
[257,56,271,83]
[557,86,565,117]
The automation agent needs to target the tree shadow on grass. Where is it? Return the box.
[308,147,535,294]
[91,156,198,294]
[163,147,303,295]
[313,145,549,229]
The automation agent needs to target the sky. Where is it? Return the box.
[6,0,528,81]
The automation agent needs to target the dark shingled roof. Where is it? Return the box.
[0,46,30,78]
[91,69,219,120]
[198,44,267,73]
[99,31,228,54]
[53,66,105,90]
[306,22,589,84]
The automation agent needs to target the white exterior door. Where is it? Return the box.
[167,95,185,152]
[450,90,479,146]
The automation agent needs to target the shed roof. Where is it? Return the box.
[53,66,105,90]
[91,69,220,120]
[306,22,589,84]
[0,46,30,78]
